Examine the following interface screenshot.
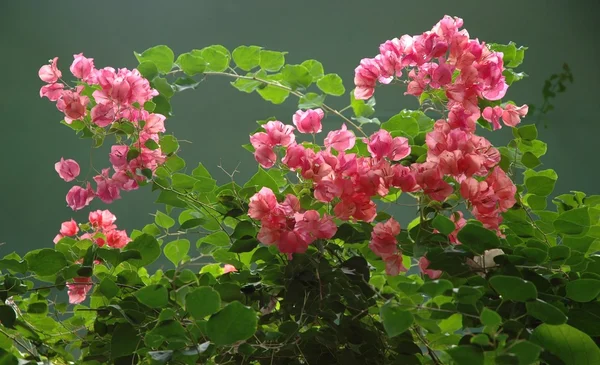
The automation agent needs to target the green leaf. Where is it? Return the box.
[199,232,230,247]
[165,155,185,172]
[350,90,375,117]
[153,77,175,98]
[530,324,600,365]
[24,249,67,276]
[298,92,326,109]
[171,173,197,189]
[480,308,502,327]
[98,278,119,300]
[316,73,345,96]
[0,258,27,273]
[160,135,179,154]
[432,215,456,235]
[257,85,289,104]
[446,345,484,365]
[506,340,543,365]
[554,207,590,236]
[0,348,18,365]
[155,211,175,229]
[111,322,140,359]
[566,279,600,302]
[155,190,187,208]
[126,148,140,162]
[164,239,190,266]
[145,139,160,150]
[516,125,538,140]
[380,302,414,337]
[176,53,206,76]
[282,64,312,89]
[244,167,279,192]
[200,45,230,72]
[137,61,159,80]
[259,50,286,72]
[135,45,174,73]
[524,169,557,196]
[301,59,324,81]
[521,152,541,169]
[526,299,567,325]
[124,234,161,267]
[420,279,452,297]
[0,306,16,328]
[134,285,169,308]
[456,223,501,254]
[186,287,221,319]
[229,238,259,253]
[207,301,258,345]
[489,275,537,302]
[382,110,420,137]
[232,45,261,71]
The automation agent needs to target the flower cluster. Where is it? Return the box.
[248,187,337,258]
[368,218,406,275]
[40,55,167,211]
[53,209,130,249]
[53,209,130,304]
[353,16,522,233]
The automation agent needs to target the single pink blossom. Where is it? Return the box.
[501,104,528,127]
[248,187,278,220]
[89,209,117,231]
[106,229,130,249]
[70,53,94,80]
[60,219,79,237]
[66,183,94,211]
[223,264,237,274]
[419,257,442,279]
[482,106,504,130]
[91,103,116,127]
[292,108,324,134]
[324,124,355,151]
[39,57,62,83]
[67,277,93,304]
[40,83,64,101]
[55,158,80,182]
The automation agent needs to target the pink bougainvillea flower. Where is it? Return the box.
[88,209,117,231]
[66,183,94,211]
[482,106,504,130]
[223,264,237,274]
[91,103,116,127]
[59,219,79,237]
[263,120,295,147]
[354,58,380,100]
[70,53,95,81]
[38,57,62,83]
[384,254,407,276]
[106,229,130,249]
[254,145,277,169]
[501,104,528,127]
[67,277,93,304]
[419,256,442,279]
[293,108,324,134]
[369,218,401,258]
[40,82,64,101]
[324,124,355,151]
[248,187,278,220]
[365,130,411,161]
[93,169,121,204]
[55,158,80,182]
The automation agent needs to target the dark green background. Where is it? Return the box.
[1,1,598,254]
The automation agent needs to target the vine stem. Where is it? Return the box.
[0,328,40,361]
[200,71,368,137]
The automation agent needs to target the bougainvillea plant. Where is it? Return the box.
[1,15,599,365]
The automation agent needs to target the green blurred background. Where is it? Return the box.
[1,1,598,255]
